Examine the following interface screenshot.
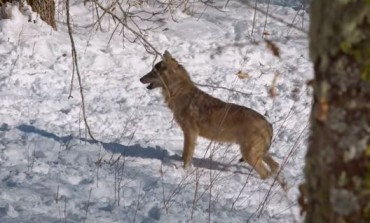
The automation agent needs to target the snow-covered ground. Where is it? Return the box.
[0,0,312,222]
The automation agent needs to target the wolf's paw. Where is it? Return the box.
[259,173,270,180]
[183,162,194,170]
[183,163,189,169]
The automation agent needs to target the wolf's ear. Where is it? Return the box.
[163,50,173,62]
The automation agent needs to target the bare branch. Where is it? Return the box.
[93,0,161,57]
[228,0,307,34]
[66,0,96,141]
[195,82,260,97]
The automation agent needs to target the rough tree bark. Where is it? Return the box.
[302,1,370,223]
[0,0,56,30]
[26,0,56,30]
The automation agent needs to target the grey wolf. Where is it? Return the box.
[140,51,279,179]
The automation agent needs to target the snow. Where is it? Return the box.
[0,0,312,222]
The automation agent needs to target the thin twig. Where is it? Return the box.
[287,3,303,35]
[262,0,271,35]
[63,196,68,223]
[241,0,307,34]
[82,188,92,223]
[224,0,231,8]
[208,149,213,223]
[191,167,200,219]
[195,82,259,97]
[94,2,104,31]
[55,185,60,204]
[251,0,258,36]
[66,0,96,141]
[132,182,141,223]
[93,0,161,56]
[230,168,254,210]
[68,59,75,99]
[197,4,208,21]
[256,124,308,218]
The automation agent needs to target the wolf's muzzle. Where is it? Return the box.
[140,74,155,90]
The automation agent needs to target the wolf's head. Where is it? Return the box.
[140,51,190,90]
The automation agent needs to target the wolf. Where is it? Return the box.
[140,51,279,179]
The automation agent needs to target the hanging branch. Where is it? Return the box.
[251,0,258,36]
[225,0,307,34]
[66,0,96,141]
[93,0,161,57]
[262,0,271,35]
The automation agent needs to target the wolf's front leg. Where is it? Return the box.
[182,129,198,169]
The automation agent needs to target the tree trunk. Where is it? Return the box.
[27,0,56,30]
[303,1,370,223]
[0,0,56,30]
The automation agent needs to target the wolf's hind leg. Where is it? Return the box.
[240,145,270,179]
[263,154,279,174]
[182,129,198,169]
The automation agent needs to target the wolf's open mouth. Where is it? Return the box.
[140,77,154,90]
[146,83,154,89]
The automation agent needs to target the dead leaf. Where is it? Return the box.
[268,73,280,98]
[265,39,280,58]
[236,70,250,79]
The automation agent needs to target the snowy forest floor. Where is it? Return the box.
[0,0,312,222]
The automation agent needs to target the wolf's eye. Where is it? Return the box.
[154,62,162,70]
[154,62,167,71]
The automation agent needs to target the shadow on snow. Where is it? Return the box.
[17,124,251,174]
